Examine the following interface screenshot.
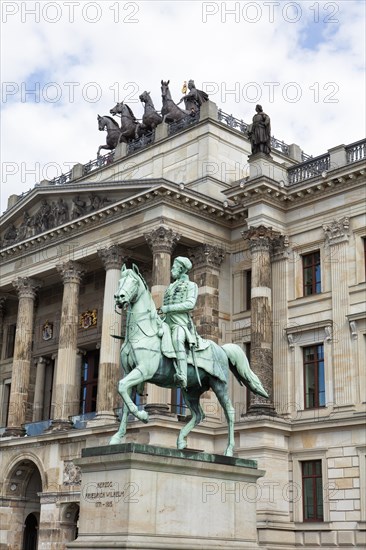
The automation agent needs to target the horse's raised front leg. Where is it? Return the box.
[118,369,149,423]
[109,388,131,445]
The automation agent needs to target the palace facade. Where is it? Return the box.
[0,100,365,549]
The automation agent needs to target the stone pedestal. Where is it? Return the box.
[68,443,264,550]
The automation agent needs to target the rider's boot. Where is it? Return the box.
[174,356,187,389]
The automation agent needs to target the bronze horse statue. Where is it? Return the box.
[109,264,268,456]
[160,80,192,123]
[97,115,121,157]
[139,91,163,133]
[109,102,140,141]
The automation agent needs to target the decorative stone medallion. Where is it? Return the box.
[79,309,97,329]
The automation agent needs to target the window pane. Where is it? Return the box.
[303,478,315,519]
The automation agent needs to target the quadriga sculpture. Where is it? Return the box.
[109,264,268,456]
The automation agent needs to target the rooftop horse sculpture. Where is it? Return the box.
[97,115,121,157]
[109,264,268,456]
[160,80,192,123]
[109,101,140,141]
[139,91,163,132]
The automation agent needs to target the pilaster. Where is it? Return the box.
[323,217,354,408]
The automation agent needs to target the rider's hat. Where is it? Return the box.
[174,256,192,272]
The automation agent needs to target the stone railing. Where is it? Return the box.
[287,153,330,184]
[217,109,291,156]
[346,139,366,164]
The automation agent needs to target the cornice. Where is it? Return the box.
[0,183,237,263]
[225,165,365,208]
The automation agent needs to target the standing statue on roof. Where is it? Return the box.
[248,104,271,155]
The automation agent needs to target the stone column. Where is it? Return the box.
[242,225,280,414]
[144,225,181,307]
[144,225,180,414]
[89,245,127,425]
[32,356,47,422]
[189,244,225,423]
[4,278,41,436]
[51,261,85,430]
[189,244,225,342]
[323,217,354,408]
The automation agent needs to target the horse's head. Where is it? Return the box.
[139,91,150,104]
[97,114,106,131]
[161,80,171,99]
[110,102,123,116]
[114,264,146,309]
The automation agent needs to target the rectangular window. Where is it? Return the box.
[5,324,16,359]
[302,251,321,296]
[302,460,324,521]
[303,345,325,408]
[80,350,99,415]
[245,270,252,310]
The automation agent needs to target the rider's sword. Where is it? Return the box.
[190,344,202,387]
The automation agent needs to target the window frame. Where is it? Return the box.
[302,250,321,296]
[303,344,325,409]
[302,459,324,522]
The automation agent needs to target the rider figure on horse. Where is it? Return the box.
[160,257,198,389]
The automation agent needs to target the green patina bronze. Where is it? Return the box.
[110,259,268,456]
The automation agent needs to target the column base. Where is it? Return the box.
[144,403,171,415]
[2,426,26,437]
[87,412,119,427]
[46,419,74,432]
[246,404,277,417]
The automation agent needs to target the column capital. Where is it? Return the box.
[12,277,42,299]
[271,234,290,261]
[56,260,85,284]
[98,245,130,270]
[242,225,281,253]
[323,216,350,245]
[189,244,225,270]
[144,225,180,254]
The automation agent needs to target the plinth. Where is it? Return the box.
[68,443,265,550]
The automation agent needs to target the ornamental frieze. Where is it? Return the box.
[1,194,112,249]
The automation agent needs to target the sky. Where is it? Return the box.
[1,0,365,213]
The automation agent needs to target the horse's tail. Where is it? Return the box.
[222,343,269,398]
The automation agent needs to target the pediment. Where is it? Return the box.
[0,180,161,249]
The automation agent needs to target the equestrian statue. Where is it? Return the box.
[109,258,268,456]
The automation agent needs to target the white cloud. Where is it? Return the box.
[1,0,365,212]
